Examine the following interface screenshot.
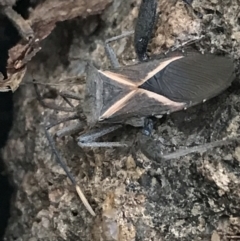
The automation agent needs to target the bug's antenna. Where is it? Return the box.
[44,127,96,216]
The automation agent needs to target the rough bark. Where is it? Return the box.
[2,0,240,240]
[0,0,111,91]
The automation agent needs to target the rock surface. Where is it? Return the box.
[2,0,240,240]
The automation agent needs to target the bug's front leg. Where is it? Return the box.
[33,80,81,113]
[104,31,134,69]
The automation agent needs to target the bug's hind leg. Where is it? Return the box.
[78,125,129,148]
[44,127,96,216]
[105,31,134,69]
[140,118,239,161]
[139,134,239,163]
[160,138,238,160]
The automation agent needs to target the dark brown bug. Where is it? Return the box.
[35,0,235,215]
[84,53,234,128]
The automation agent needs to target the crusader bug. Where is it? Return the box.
[35,0,235,216]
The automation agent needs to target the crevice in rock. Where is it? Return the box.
[0,91,14,241]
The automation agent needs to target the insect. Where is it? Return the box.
[34,0,235,215]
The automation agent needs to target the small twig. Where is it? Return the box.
[1,6,34,41]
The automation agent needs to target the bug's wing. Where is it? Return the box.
[106,55,184,85]
[84,58,181,125]
[85,53,234,125]
[102,53,235,123]
[100,89,187,123]
[140,53,235,103]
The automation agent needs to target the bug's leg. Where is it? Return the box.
[34,81,85,114]
[46,113,80,129]
[35,81,94,214]
[105,31,134,69]
[44,127,96,216]
[34,81,76,112]
[59,91,82,101]
[1,6,34,41]
[164,35,204,56]
[139,133,239,163]
[35,85,86,136]
[56,122,84,138]
[78,125,129,148]
[134,0,157,61]
[34,80,86,137]
[160,138,238,160]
